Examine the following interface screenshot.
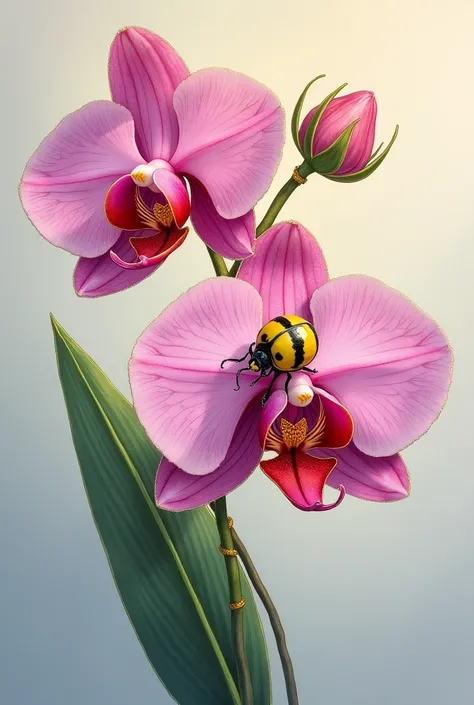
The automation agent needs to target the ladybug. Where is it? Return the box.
[221,315,319,405]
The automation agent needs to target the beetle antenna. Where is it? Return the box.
[221,343,254,369]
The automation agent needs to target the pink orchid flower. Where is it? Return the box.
[129,222,452,512]
[19,27,284,297]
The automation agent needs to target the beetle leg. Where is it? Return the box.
[261,370,282,407]
[301,366,317,374]
[249,366,272,388]
[220,342,255,369]
[284,371,292,394]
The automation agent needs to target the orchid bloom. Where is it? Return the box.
[129,222,452,512]
[19,27,284,297]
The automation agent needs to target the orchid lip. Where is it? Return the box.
[105,165,191,234]
[296,484,346,512]
[259,385,354,512]
[110,251,156,270]
[260,447,343,512]
[110,227,189,270]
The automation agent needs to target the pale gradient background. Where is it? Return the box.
[1,1,473,703]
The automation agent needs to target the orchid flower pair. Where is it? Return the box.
[20,25,451,516]
[129,221,452,513]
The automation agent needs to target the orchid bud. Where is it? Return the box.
[291,76,398,183]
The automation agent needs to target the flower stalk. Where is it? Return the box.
[230,526,299,705]
[207,247,229,277]
[208,255,253,704]
[228,161,312,277]
[214,497,254,705]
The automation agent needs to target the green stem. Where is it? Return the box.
[214,497,254,705]
[230,527,299,705]
[228,161,313,277]
[207,247,229,276]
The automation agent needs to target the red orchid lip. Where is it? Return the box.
[110,227,189,270]
[257,387,353,512]
[261,449,345,511]
[105,170,191,233]
[105,175,153,231]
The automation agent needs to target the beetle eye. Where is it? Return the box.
[275,352,283,361]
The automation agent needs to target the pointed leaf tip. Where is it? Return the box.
[50,313,64,338]
[50,314,69,343]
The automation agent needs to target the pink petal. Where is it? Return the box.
[310,276,453,457]
[311,443,410,501]
[171,68,284,219]
[129,278,264,475]
[238,222,328,322]
[258,389,288,448]
[152,168,190,228]
[20,101,143,257]
[261,450,344,511]
[189,180,255,259]
[74,230,160,297]
[108,27,189,162]
[156,395,263,511]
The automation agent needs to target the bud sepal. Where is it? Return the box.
[323,125,399,183]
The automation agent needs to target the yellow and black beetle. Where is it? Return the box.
[221,315,319,405]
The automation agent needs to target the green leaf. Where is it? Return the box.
[302,82,348,161]
[290,73,326,155]
[324,124,399,183]
[51,316,271,705]
[310,119,359,174]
